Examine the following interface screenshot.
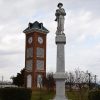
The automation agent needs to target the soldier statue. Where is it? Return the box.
[55,3,66,35]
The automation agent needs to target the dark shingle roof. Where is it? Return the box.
[23,21,49,34]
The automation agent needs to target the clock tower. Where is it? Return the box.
[23,21,49,89]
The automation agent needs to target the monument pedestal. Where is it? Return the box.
[53,34,68,100]
[54,73,67,100]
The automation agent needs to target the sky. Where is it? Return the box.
[0,0,100,82]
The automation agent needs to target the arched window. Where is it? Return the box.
[27,74,32,88]
[37,74,42,88]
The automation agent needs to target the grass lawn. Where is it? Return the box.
[31,89,55,100]
[66,89,89,100]
[31,88,89,100]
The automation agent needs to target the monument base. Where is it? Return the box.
[53,96,68,100]
[53,73,68,100]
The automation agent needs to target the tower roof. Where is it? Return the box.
[23,21,49,34]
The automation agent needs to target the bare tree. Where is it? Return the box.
[65,68,98,92]
[43,72,55,91]
[65,72,75,91]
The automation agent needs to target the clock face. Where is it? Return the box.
[28,37,32,44]
[38,37,43,44]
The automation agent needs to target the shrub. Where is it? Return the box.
[88,90,100,100]
[0,88,32,100]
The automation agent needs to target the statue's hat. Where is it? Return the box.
[57,3,63,7]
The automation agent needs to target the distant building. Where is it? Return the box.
[0,81,18,88]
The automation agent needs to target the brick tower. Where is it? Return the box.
[23,21,49,89]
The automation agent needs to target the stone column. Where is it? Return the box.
[53,3,67,100]
[53,34,67,100]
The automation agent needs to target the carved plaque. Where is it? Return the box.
[37,60,44,70]
[26,60,33,71]
[27,48,33,58]
[37,47,44,58]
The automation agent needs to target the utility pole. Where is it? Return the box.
[88,73,91,90]
[1,76,4,88]
[69,72,72,91]
[94,75,97,88]
[2,76,4,83]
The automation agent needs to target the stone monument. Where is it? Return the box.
[53,3,67,100]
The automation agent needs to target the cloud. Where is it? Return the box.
[0,0,100,81]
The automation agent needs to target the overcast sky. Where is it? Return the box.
[0,0,100,82]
